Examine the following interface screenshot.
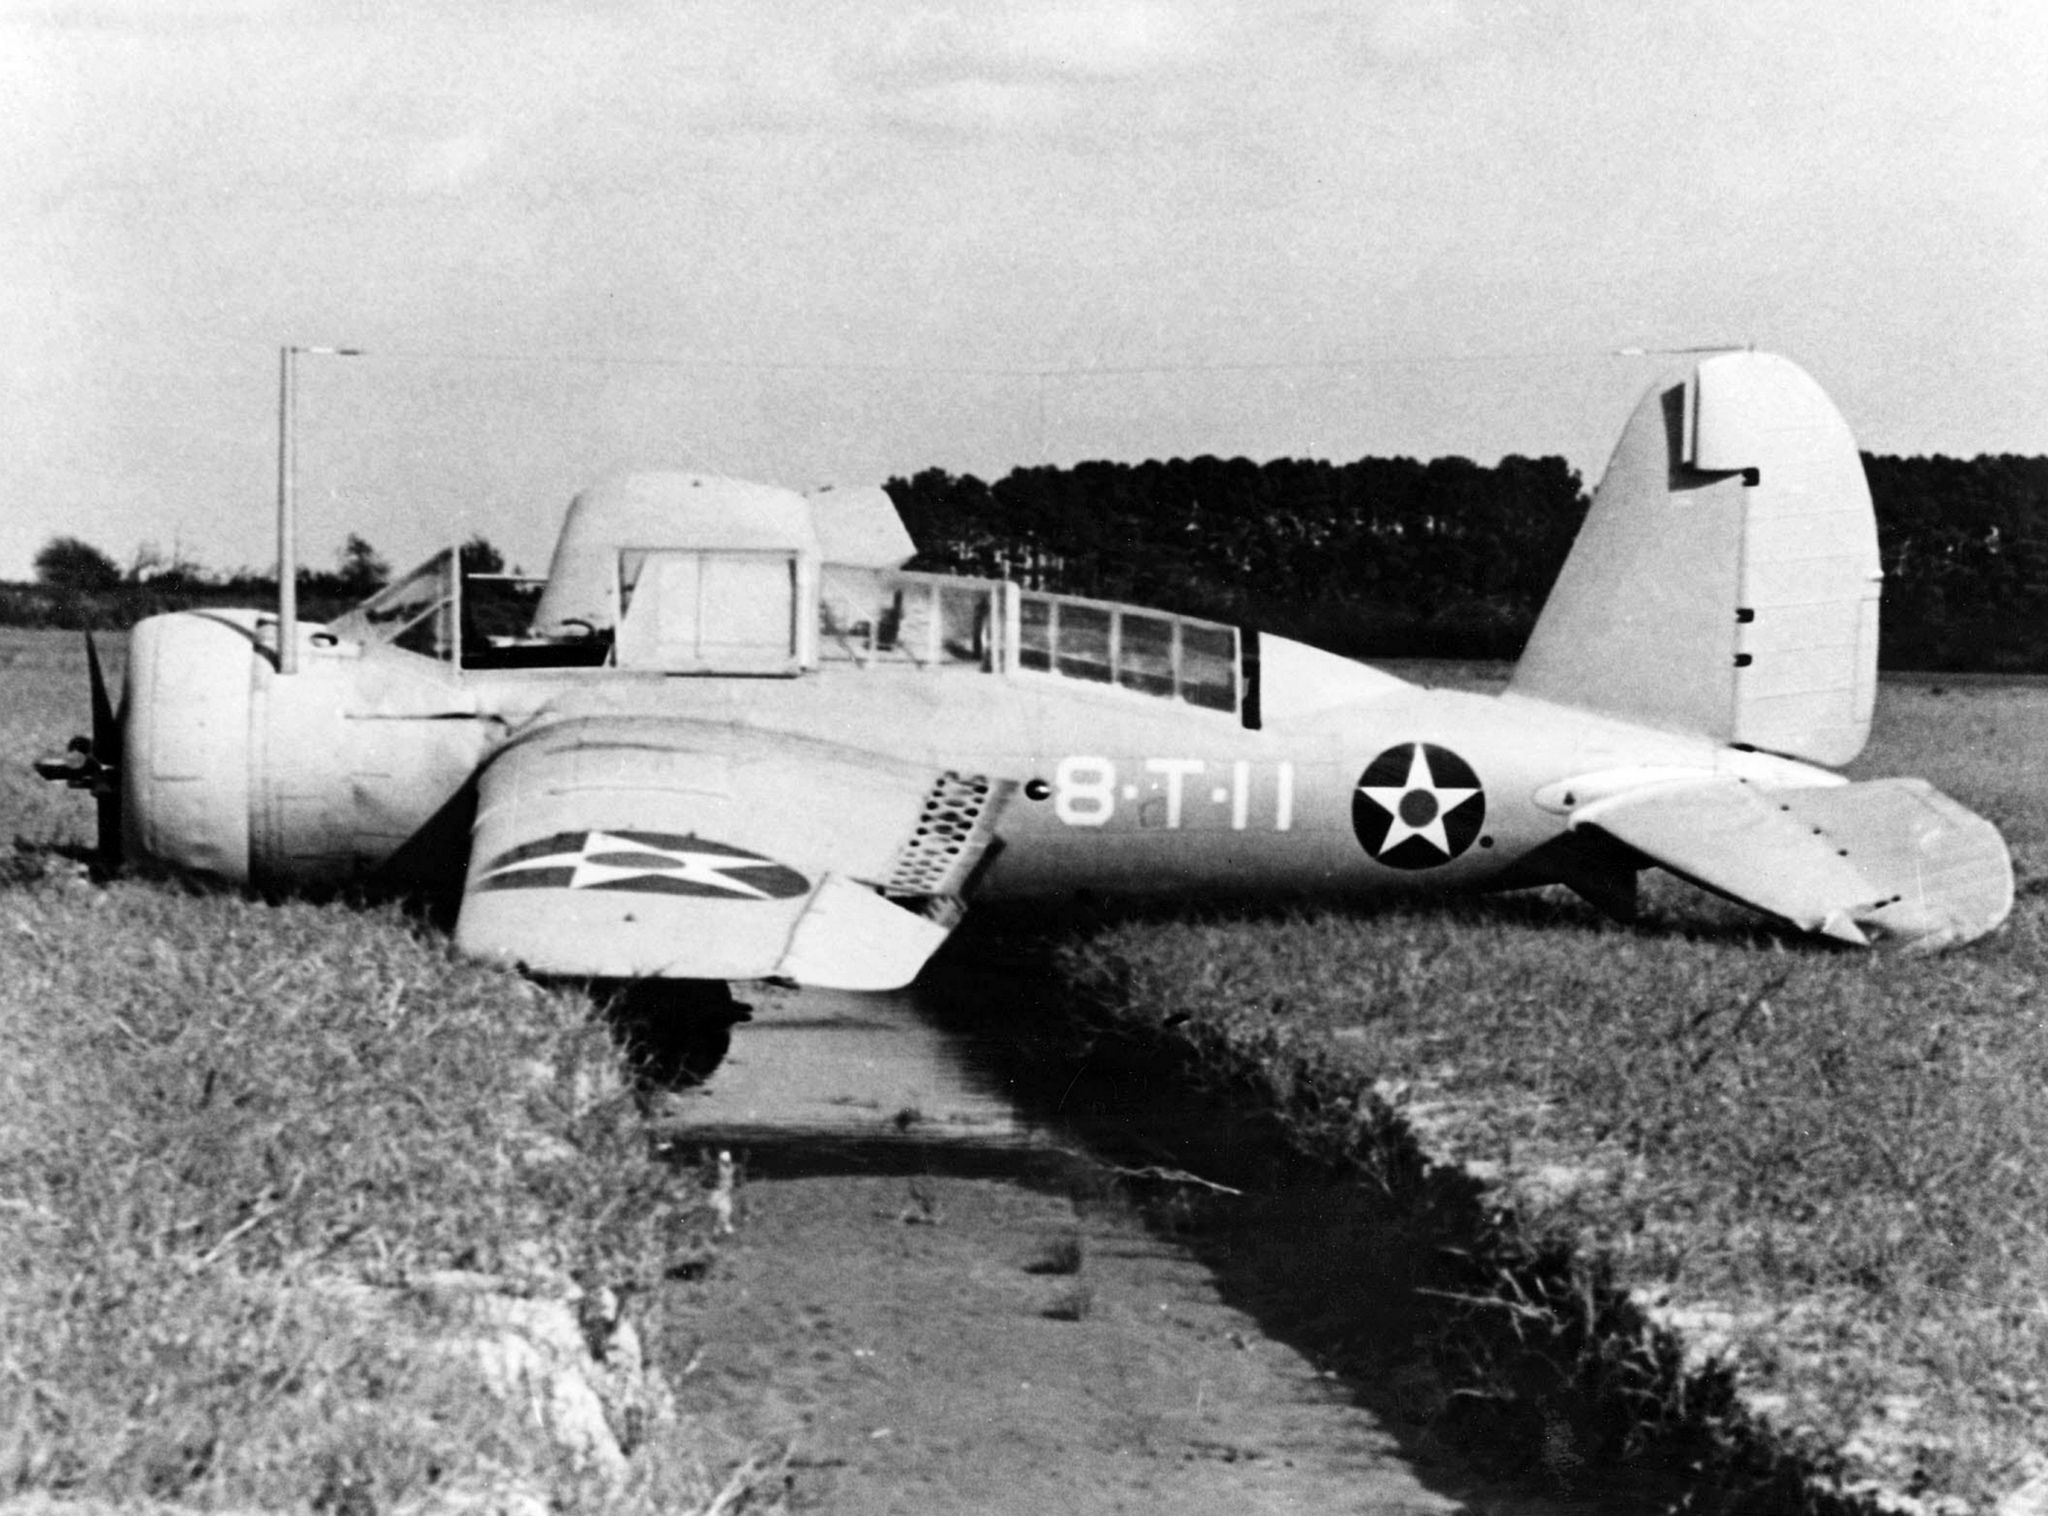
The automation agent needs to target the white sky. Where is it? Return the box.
[4,0,2045,580]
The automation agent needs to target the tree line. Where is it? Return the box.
[1862,454,2048,670]
[12,452,2048,671]
[887,453,1586,660]
[6,534,507,633]
[887,451,2048,671]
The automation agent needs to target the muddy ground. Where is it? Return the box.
[639,970,1696,1514]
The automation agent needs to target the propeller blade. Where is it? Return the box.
[84,631,123,870]
[86,631,116,758]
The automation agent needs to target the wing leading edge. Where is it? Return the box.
[456,719,1011,989]
[1572,776,2011,951]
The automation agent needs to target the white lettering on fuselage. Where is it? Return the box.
[1053,756,1117,826]
[1051,757,1297,831]
[1144,758,1204,828]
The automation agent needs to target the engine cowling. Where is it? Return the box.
[124,612,257,881]
[122,610,493,891]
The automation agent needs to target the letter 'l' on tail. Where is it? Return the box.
[1509,351,1881,766]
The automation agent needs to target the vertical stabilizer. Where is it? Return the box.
[1509,352,1880,766]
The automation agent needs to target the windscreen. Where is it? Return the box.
[327,550,458,660]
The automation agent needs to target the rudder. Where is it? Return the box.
[1509,352,1881,766]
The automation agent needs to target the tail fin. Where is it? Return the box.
[1509,352,1881,767]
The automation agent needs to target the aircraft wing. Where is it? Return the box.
[1572,776,2012,951]
[454,718,1012,990]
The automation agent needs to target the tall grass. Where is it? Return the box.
[0,630,771,1509]
[0,872,726,1509]
[3,630,762,1510]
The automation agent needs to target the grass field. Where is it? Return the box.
[1052,665,2048,1512]
[8,628,2047,1511]
[0,631,742,1511]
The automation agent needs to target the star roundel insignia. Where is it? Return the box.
[1351,744,1486,870]
[476,830,811,899]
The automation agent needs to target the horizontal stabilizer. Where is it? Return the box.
[1573,776,2011,951]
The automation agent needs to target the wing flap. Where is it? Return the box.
[456,719,1011,987]
[1574,776,2010,950]
[777,877,958,992]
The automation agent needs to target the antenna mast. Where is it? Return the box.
[275,344,361,674]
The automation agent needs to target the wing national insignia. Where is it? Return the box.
[1352,743,1486,869]
[476,830,811,899]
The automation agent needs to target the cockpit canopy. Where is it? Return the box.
[328,470,1246,719]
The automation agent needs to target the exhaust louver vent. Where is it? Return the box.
[882,771,1006,897]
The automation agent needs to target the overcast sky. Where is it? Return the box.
[5,0,2045,581]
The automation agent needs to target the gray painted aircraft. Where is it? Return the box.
[38,351,2013,994]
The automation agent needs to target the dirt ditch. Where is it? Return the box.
[637,960,1866,1514]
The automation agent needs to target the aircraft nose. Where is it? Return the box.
[123,612,255,883]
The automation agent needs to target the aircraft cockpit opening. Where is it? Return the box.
[816,569,1243,716]
[821,569,1001,670]
[327,552,608,671]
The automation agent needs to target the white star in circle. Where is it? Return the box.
[485,831,786,898]
[1357,747,1481,857]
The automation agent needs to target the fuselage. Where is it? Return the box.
[119,598,1844,908]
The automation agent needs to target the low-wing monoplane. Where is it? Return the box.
[38,352,2014,999]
